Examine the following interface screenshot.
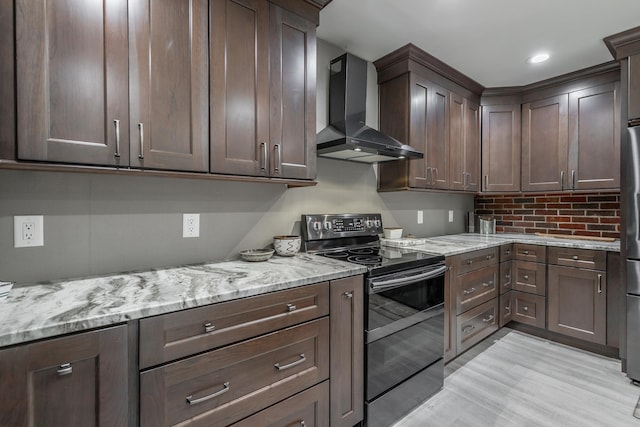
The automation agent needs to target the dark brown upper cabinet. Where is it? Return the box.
[631,54,640,121]
[0,0,15,161]
[210,0,316,180]
[375,44,483,192]
[568,82,620,190]
[481,104,521,193]
[522,94,569,192]
[450,94,480,191]
[16,0,209,172]
[128,0,209,172]
[16,0,130,167]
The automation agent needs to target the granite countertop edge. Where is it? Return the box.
[0,254,367,348]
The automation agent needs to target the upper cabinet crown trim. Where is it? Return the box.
[604,25,640,59]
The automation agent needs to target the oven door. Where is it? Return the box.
[365,263,446,401]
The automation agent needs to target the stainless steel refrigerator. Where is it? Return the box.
[626,122,640,382]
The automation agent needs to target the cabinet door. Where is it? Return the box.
[481,104,521,192]
[269,4,316,179]
[449,92,466,191]
[630,55,640,122]
[16,0,129,166]
[0,0,14,160]
[330,276,364,427]
[464,99,481,192]
[429,85,450,189]
[408,74,431,188]
[548,265,607,344]
[210,0,270,176]
[129,0,208,172]
[568,82,620,190]
[0,325,128,427]
[522,94,569,192]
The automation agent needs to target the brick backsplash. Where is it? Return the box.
[474,192,621,239]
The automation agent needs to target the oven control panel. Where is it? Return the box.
[302,213,383,241]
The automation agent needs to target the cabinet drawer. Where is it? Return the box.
[511,291,546,328]
[513,260,546,296]
[547,247,606,271]
[453,247,499,275]
[456,265,499,314]
[140,318,329,427]
[513,243,546,263]
[499,292,513,327]
[139,282,329,368]
[500,244,514,262]
[230,381,329,427]
[456,298,499,354]
[499,261,513,294]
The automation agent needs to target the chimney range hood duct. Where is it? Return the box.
[316,53,423,163]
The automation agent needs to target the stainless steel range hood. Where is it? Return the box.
[317,53,423,163]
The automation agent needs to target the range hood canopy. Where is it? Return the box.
[317,53,423,163]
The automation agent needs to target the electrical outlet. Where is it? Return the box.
[448,210,454,223]
[14,215,44,248]
[183,213,200,238]
[417,210,423,224]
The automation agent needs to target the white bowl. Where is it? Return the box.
[240,248,274,262]
[273,235,301,256]
[383,228,403,239]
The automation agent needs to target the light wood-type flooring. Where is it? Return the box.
[393,328,640,427]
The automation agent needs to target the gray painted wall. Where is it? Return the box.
[0,40,473,285]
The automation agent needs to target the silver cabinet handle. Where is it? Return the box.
[274,144,281,172]
[343,291,353,299]
[204,322,215,333]
[462,325,475,334]
[482,280,494,287]
[275,354,306,371]
[482,315,494,323]
[505,249,511,255]
[138,123,144,159]
[427,167,433,185]
[434,167,438,183]
[463,287,476,295]
[560,170,565,191]
[300,421,306,427]
[523,306,529,311]
[113,119,121,158]
[505,306,511,314]
[571,170,576,189]
[524,275,529,280]
[463,172,468,189]
[260,142,267,170]
[572,255,579,260]
[186,382,229,405]
[523,250,529,255]
[287,303,296,312]
[597,274,602,294]
[466,260,473,265]
[484,175,488,191]
[486,255,493,260]
[57,363,72,376]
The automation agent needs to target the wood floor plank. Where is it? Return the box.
[393,329,640,427]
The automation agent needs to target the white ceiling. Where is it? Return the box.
[317,0,640,87]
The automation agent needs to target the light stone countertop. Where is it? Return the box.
[0,254,366,348]
[386,233,620,257]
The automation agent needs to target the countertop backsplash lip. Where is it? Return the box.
[0,254,367,348]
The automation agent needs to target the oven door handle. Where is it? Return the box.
[369,265,448,293]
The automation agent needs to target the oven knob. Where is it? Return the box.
[323,221,332,231]
[374,219,381,228]
[313,221,322,232]
[365,220,374,228]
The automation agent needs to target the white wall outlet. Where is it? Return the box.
[448,210,454,223]
[183,213,200,238]
[14,215,44,248]
[417,210,424,224]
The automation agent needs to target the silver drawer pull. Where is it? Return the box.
[287,303,297,312]
[482,315,494,323]
[300,421,306,427]
[343,291,353,299]
[524,275,529,280]
[463,287,476,295]
[57,363,72,376]
[204,322,215,333]
[523,250,529,255]
[186,382,230,405]
[505,306,511,314]
[482,280,494,287]
[466,260,473,265]
[275,354,306,371]
[462,325,475,334]
[505,249,511,255]
[572,255,579,260]
[505,274,511,280]
[523,306,529,311]
[486,255,492,260]
[138,123,144,159]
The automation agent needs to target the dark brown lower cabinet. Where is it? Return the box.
[0,325,129,427]
[456,298,499,354]
[510,290,546,328]
[548,265,607,345]
[230,381,329,427]
[330,276,364,427]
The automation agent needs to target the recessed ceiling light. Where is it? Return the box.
[527,53,550,64]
